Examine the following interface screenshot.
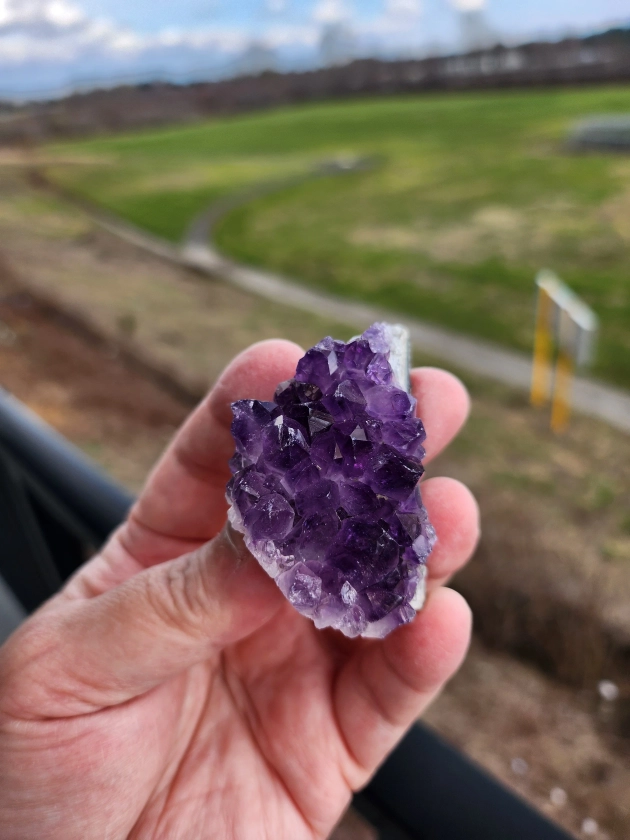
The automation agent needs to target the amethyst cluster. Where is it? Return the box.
[226,323,436,638]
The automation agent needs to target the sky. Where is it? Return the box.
[0,0,628,99]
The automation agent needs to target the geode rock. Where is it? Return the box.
[226,322,436,638]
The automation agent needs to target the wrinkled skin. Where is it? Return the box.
[0,340,479,840]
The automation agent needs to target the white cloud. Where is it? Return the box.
[264,24,319,48]
[0,0,279,66]
[313,0,349,24]
[46,0,82,26]
[449,0,486,11]
[357,0,422,45]
[0,0,85,33]
[0,0,320,84]
[385,0,422,17]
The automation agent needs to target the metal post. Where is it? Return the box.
[550,349,575,433]
[530,285,553,407]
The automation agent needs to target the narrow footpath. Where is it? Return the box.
[57,189,630,435]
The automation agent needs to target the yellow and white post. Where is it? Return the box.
[530,280,554,408]
[550,309,576,433]
[531,270,598,433]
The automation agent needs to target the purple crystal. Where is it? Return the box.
[227,322,436,638]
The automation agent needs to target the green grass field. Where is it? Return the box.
[46,86,630,389]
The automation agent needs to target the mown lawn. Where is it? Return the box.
[46,86,630,388]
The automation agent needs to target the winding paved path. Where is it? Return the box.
[181,237,630,434]
[52,179,630,435]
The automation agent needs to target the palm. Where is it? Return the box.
[131,610,357,839]
[113,612,363,839]
[21,607,363,838]
[0,340,478,840]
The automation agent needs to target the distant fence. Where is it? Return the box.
[2,27,630,144]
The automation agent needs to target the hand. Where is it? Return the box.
[0,340,479,840]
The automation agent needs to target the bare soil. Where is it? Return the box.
[425,641,630,840]
[0,261,188,492]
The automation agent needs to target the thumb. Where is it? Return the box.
[0,527,281,719]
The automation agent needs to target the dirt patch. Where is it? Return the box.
[426,640,630,840]
[349,211,527,264]
[348,199,612,266]
[601,189,630,243]
[349,222,487,263]
[0,149,114,167]
[0,260,188,492]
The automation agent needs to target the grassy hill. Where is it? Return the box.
[46,86,630,389]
